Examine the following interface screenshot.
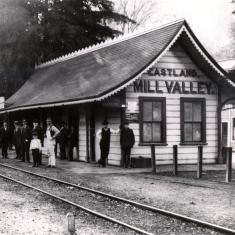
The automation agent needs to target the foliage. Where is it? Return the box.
[114,0,157,33]
[0,0,131,98]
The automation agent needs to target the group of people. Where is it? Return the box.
[0,117,77,168]
[97,120,135,168]
[0,117,135,169]
[0,118,44,167]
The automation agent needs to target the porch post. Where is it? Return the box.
[217,88,223,164]
[120,89,126,167]
[85,106,90,163]
[89,103,96,162]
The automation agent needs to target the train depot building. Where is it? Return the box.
[2,19,235,167]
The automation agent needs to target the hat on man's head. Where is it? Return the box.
[46,117,52,121]
[123,120,129,125]
[102,120,108,125]
[33,119,38,123]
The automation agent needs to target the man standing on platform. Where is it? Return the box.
[45,117,60,167]
[13,121,22,160]
[21,119,32,162]
[0,121,11,159]
[32,119,44,165]
[57,121,69,160]
[120,121,135,168]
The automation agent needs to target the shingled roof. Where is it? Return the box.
[4,19,234,112]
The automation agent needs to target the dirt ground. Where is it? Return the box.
[1,155,235,233]
[0,178,131,235]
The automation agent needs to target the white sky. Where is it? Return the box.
[115,0,235,59]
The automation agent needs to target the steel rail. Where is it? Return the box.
[0,173,152,235]
[0,163,235,235]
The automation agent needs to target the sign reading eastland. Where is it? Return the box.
[133,67,216,95]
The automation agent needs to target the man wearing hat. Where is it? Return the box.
[57,121,69,160]
[120,120,135,168]
[13,121,23,160]
[0,121,11,159]
[96,120,118,167]
[45,117,60,167]
[21,119,32,162]
[32,119,44,164]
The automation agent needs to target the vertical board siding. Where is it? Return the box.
[125,43,218,165]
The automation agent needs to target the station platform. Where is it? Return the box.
[3,150,228,176]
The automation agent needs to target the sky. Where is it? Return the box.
[115,0,235,60]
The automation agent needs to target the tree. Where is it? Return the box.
[114,0,157,33]
[0,0,131,98]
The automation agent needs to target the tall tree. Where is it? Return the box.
[0,0,131,98]
[114,0,157,33]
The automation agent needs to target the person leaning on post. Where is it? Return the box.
[96,120,119,167]
[0,121,11,159]
[45,117,60,168]
[120,120,135,168]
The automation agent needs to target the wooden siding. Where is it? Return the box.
[125,43,218,165]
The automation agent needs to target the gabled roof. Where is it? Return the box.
[4,19,235,112]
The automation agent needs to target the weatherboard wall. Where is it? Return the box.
[124,43,218,165]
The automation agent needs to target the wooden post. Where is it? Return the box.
[151,145,156,173]
[173,145,178,176]
[197,146,203,179]
[85,107,90,163]
[217,89,223,164]
[120,89,126,167]
[66,212,75,234]
[226,147,232,183]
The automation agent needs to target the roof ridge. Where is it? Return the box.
[36,18,185,69]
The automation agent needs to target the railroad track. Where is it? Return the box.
[0,163,234,235]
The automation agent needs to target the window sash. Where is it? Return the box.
[181,98,206,144]
[140,97,166,144]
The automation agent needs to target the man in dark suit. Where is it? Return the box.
[32,119,44,164]
[0,121,11,158]
[21,119,32,162]
[57,121,69,160]
[13,121,23,160]
[120,121,135,168]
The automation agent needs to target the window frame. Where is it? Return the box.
[139,97,167,145]
[232,118,235,140]
[180,97,206,145]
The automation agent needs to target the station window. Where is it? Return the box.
[180,98,206,144]
[139,97,166,144]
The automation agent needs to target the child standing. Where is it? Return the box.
[30,131,42,167]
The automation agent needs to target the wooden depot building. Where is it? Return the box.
[2,19,235,166]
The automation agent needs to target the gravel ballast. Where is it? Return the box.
[0,164,225,235]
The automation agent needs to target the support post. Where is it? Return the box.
[66,212,75,234]
[151,145,156,173]
[85,107,90,163]
[226,147,232,183]
[197,146,203,179]
[217,89,223,164]
[173,145,178,176]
